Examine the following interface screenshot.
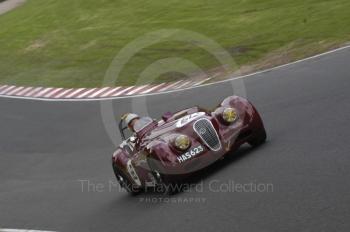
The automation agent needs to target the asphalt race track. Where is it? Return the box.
[1,47,350,231]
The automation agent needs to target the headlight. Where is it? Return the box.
[222,107,238,123]
[174,135,191,151]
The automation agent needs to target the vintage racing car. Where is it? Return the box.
[112,96,266,194]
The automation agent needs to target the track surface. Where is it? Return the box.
[1,48,350,231]
[0,0,25,15]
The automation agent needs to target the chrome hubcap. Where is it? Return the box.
[153,170,162,183]
[117,175,125,186]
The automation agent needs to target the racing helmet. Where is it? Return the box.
[123,113,140,127]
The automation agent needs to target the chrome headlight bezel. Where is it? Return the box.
[222,107,238,123]
[174,134,191,151]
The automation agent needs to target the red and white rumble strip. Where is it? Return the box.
[0,229,56,232]
[0,79,211,100]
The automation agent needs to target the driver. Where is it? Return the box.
[124,113,154,133]
[124,113,140,133]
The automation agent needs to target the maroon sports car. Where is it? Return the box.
[112,96,266,194]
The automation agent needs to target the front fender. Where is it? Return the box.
[112,148,129,171]
[147,140,177,168]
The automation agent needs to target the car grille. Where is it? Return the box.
[193,118,221,151]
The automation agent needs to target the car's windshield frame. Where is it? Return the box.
[118,119,132,140]
[133,117,154,133]
[119,117,154,140]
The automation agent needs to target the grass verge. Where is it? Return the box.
[0,0,350,87]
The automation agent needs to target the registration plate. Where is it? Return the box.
[177,145,204,163]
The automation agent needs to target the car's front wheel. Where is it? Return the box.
[248,128,267,147]
[113,165,141,195]
[148,158,177,195]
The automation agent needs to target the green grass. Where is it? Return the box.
[1,0,350,87]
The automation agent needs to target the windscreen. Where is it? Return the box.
[134,117,154,132]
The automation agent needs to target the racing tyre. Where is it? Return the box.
[113,165,141,195]
[148,158,177,195]
[153,170,178,195]
[248,128,267,147]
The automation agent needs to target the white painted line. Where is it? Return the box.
[99,87,122,98]
[43,88,64,98]
[111,86,134,96]
[0,85,16,94]
[75,88,97,98]
[34,87,53,97]
[141,83,166,94]
[6,86,25,95]
[0,229,57,232]
[54,88,73,98]
[87,87,110,98]
[64,88,86,98]
[1,44,350,101]
[126,85,149,95]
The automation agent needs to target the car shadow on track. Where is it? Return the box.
[76,142,270,229]
[184,143,267,186]
[118,141,270,201]
[170,142,270,195]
